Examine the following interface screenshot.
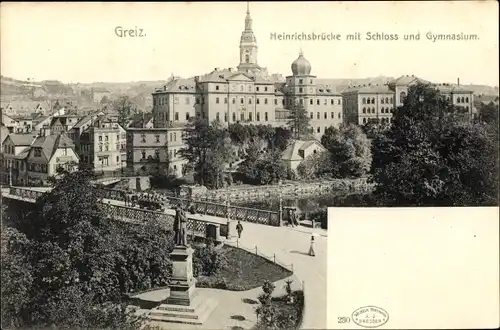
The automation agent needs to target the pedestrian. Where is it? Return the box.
[308,234,316,257]
[188,199,196,214]
[236,220,243,239]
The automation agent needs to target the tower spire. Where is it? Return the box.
[246,1,250,14]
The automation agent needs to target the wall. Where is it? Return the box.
[190,178,373,201]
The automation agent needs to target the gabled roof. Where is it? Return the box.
[5,133,37,146]
[281,139,326,161]
[73,115,92,128]
[435,84,473,93]
[388,75,431,86]
[227,72,254,82]
[162,78,197,92]
[14,148,30,160]
[31,134,75,161]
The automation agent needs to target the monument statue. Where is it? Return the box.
[174,206,188,246]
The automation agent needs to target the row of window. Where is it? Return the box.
[310,112,342,120]
[3,145,14,154]
[97,143,126,152]
[216,85,271,92]
[456,96,470,103]
[362,97,394,105]
[362,107,394,114]
[361,117,393,124]
[214,112,270,122]
[98,134,122,142]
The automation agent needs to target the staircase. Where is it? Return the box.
[148,293,218,325]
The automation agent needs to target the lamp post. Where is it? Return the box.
[9,164,12,187]
[226,197,231,239]
[278,180,283,226]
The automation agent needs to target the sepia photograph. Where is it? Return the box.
[0,1,498,330]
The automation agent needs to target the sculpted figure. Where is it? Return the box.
[174,206,188,246]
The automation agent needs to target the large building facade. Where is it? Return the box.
[342,75,475,125]
[151,4,343,140]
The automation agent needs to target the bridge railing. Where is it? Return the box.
[168,197,280,226]
[97,189,280,227]
[9,187,45,201]
[99,202,228,238]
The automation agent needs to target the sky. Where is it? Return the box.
[1,1,499,86]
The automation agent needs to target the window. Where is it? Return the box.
[169,133,172,141]
[240,98,244,104]
[175,112,179,121]
[248,86,252,92]
[274,99,278,105]
[240,85,244,91]
[362,98,366,104]
[224,97,228,104]
[331,112,334,119]
[216,112,220,121]
[256,87,260,92]
[461,97,465,103]
[216,97,220,104]
[338,112,341,119]
[310,99,313,105]
[331,99,334,105]
[310,112,313,119]
[249,112,253,121]
[186,112,190,120]
[232,98,236,104]
[317,127,320,133]
[324,112,327,119]
[371,97,375,104]
[385,97,389,103]
[324,99,327,105]
[264,98,268,104]
[282,99,285,105]
[232,113,236,122]
[216,85,219,91]
[399,92,406,103]
[256,98,260,104]
[316,99,320,105]
[141,134,146,143]
[299,79,303,84]
[299,87,303,93]
[155,134,160,142]
[363,118,367,124]
[185,97,190,104]
[363,108,366,113]
[317,112,320,119]
[465,97,469,103]
[98,136,103,141]
[240,113,244,121]
[249,98,252,104]
[142,151,146,159]
[105,144,109,151]
[381,98,385,104]
[196,97,200,104]
[299,99,303,105]
[390,108,394,113]
[367,98,371,104]
[338,99,341,105]
[310,80,313,84]
[256,112,260,121]
[224,113,228,122]
[173,133,176,141]
[265,112,268,121]
[265,87,268,91]
[116,156,120,163]
[154,150,160,159]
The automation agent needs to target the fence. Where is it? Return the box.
[230,240,294,274]
[98,189,280,227]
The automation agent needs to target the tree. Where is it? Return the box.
[1,169,173,329]
[296,150,331,180]
[321,124,372,178]
[287,104,311,140]
[371,84,499,206]
[113,96,135,129]
[270,127,293,151]
[100,95,111,104]
[179,118,235,188]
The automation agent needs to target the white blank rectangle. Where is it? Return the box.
[328,207,499,329]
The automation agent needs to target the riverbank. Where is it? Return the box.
[188,177,373,202]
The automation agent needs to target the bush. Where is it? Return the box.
[192,240,229,277]
[309,209,328,229]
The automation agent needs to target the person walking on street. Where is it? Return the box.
[308,234,316,257]
[236,220,243,239]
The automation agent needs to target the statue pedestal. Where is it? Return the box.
[149,245,218,325]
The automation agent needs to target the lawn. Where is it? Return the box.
[196,245,292,291]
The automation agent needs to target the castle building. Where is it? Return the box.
[151,3,343,140]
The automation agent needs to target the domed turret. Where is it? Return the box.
[291,50,311,76]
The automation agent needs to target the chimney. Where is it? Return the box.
[457,78,460,86]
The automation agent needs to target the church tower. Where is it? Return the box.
[237,2,260,73]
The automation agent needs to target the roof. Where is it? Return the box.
[73,115,92,128]
[281,139,325,161]
[31,134,75,161]
[14,148,30,160]
[129,113,154,128]
[434,84,473,93]
[342,84,393,94]
[5,133,37,146]
[388,75,431,86]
